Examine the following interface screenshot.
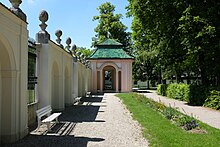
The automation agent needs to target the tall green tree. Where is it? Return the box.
[127,0,185,83]
[76,46,93,58]
[92,2,131,48]
[128,0,220,87]
[178,1,220,86]
[130,16,159,85]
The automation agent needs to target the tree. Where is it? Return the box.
[178,1,220,86]
[92,2,131,48]
[130,16,159,85]
[127,0,220,87]
[76,46,93,58]
[127,0,185,83]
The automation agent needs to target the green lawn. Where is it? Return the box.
[116,93,220,147]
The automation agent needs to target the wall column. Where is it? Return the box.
[116,69,119,92]
[100,70,103,92]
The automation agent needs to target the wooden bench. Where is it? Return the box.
[73,97,82,104]
[36,105,62,131]
[86,92,92,97]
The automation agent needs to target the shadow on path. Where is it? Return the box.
[4,135,104,147]
[60,95,105,123]
[3,95,105,147]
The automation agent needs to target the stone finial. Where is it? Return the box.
[72,45,77,62]
[9,0,21,8]
[86,60,90,68]
[65,37,72,52]
[80,54,86,64]
[9,0,26,21]
[66,37,71,46]
[85,60,88,67]
[77,51,81,62]
[39,10,48,31]
[71,44,77,55]
[55,30,63,48]
[36,10,50,43]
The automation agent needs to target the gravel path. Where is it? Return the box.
[72,93,149,147]
[4,93,148,147]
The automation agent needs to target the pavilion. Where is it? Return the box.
[88,39,134,93]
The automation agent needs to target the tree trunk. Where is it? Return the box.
[158,70,162,84]
[199,53,208,86]
[217,74,220,88]
[147,80,150,89]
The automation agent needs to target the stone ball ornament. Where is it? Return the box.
[72,44,77,51]
[55,30,62,38]
[9,0,22,9]
[39,10,49,23]
[66,37,72,46]
[80,54,85,59]
[9,0,26,21]
[77,51,81,56]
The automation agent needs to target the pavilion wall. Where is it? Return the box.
[89,59,133,93]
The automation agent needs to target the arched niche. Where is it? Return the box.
[0,37,16,143]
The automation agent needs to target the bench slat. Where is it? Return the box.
[36,105,52,117]
[86,92,92,97]
[42,113,61,123]
[73,97,81,104]
[36,105,62,131]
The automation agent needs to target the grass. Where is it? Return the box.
[116,93,220,147]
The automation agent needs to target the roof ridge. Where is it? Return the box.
[97,39,123,46]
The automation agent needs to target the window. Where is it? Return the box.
[27,40,37,104]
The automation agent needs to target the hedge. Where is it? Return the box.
[157,84,220,109]
[166,83,190,101]
[157,84,167,96]
[204,90,220,110]
[188,85,208,106]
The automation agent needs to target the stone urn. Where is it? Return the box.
[9,0,22,9]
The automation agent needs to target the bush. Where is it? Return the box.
[157,84,168,96]
[204,90,220,110]
[166,83,190,101]
[188,85,208,106]
[157,83,220,108]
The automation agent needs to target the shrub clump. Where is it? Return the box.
[188,85,208,106]
[203,90,220,110]
[157,84,168,96]
[157,84,220,107]
[166,83,190,101]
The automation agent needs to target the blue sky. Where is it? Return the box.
[1,0,132,49]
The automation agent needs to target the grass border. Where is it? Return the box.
[116,93,220,147]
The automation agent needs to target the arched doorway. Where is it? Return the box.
[103,66,116,91]
[0,39,15,143]
[51,62,59,110]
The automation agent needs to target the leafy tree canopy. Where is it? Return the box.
[127,0,220,86]
[92,2,131,49]
[76,46,93,58]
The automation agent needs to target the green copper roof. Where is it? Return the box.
[89,48,133,59]
[98,39,123,46]
[89,39,133,59]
